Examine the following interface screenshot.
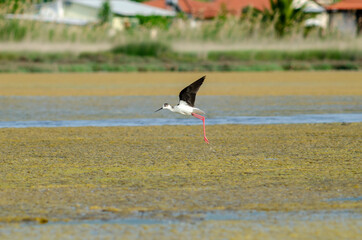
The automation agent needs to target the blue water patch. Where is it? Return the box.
[10,210,362,226]
[0,113,361,128]
[1,210,360,240]
[326,197,362,202]
[1,95,361,128]
[1,95,361,121]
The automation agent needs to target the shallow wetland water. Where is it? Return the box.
[0,95,361,128]
[0,72,361,239]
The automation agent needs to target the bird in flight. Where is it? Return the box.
[155,76,209,144]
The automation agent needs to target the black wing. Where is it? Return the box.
[179,76,205,107]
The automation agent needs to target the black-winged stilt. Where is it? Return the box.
[155,76,209,144]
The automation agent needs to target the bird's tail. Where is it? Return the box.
[192,108,205,115]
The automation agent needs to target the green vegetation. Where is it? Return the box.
[208,49,360,61]
[0,123,361,219]
[136,15,173,29]
[262,0,313,37]
[112,41,171,57]
[98,0,112,25]
[0,42,361,72]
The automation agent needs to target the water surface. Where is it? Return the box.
[0,210,360,240]
[0,96,361,128]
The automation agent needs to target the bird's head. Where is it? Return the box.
[155,103,171,112]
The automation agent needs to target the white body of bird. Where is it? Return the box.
[164,100,205,116]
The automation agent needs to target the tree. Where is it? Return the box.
[98,0,112,25]
[263,0,312,37]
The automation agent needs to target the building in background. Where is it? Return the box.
[6,0,175,27]
[326,0,362,35]
[315,0,338,5]
[144,0,218,19]
[6,0,360,36]
[213,0,271,17]
[144,0,269,29]
[294,0,328,28]
[144,0,272,19]
[145,0,327,28]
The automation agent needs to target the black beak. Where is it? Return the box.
[155,107,163,112]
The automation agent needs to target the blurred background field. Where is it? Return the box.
[0,0,361,72]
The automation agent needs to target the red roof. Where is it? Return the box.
[144,0,217,18]
[215,0,270,14]
[326,0,362,10]
[144,0,270,19]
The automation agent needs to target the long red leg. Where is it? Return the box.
[191,113,209,144]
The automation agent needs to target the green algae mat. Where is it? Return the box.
[0,124,361,221]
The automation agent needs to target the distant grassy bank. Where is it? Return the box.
[1,8,361,73]
[0,42,361,72]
